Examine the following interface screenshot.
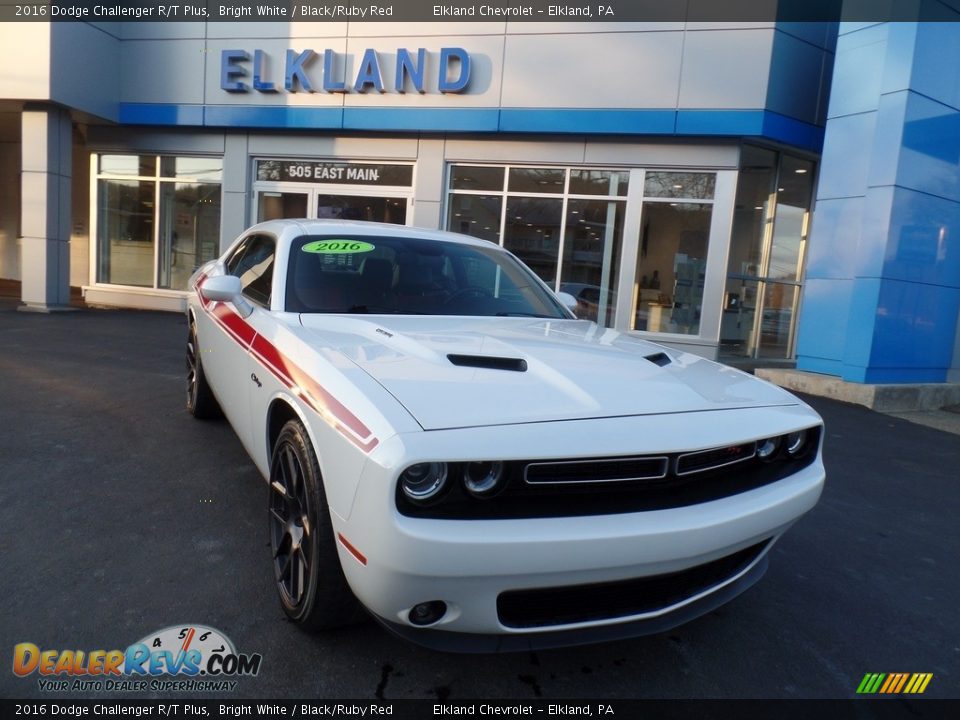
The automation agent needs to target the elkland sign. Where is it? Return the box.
[221,48,472,94]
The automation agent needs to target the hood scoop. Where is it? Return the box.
[645,352,672,367]
[447,354,528,372]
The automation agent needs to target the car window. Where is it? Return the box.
[227,234,275,307]
[224,237,251,275]
[285,234,568,319]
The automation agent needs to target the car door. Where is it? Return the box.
[229,234,285,475]
[202,233,277,456]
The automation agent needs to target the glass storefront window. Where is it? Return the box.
[768,156,814,282]
[450,165,504,191]
[631,202,712,335]
[644,172,716,200]
[258,191,308,221]
[559,198,625,326]
[720,146,815,360]
[158,182,222,290]
[160,157,223,182]
[720,278,760,357]
[508,167,565,193]
[503,196,564,281]
[569,170,629,196]
[446,165,629,328]
[315,194,406,224]
[97,179,155,287]
[96,155,223,291]
[98,155,156,177]
[447,194,502,243]
[446,164,722,335]
[757,283,799,359]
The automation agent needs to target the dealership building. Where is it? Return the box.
[2,16,960,392]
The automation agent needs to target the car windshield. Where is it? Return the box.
[285,234,569,318]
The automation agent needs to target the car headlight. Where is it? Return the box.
[399,462,449,503]
[785,430,808,457]
[757,437,781,461]
[756,428,817,462]
[463,461,505,497]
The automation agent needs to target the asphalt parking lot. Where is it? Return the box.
[0,301,958,700]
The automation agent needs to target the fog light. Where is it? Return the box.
[463,461,505,497]
[408,601,447,626]
[786,430,808,456]
[757,437,780,461]
[399,462,448,503]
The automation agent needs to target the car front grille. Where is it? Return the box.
[496,540,771,629]
[524,456,669,484]
[396,426,820,520]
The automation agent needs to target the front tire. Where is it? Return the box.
[269,419,362,630]
[186,318,222,419]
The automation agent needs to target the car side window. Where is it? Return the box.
[224,238,251,276]
[227,234,276,307]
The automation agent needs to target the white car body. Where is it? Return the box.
[186,219,825,651]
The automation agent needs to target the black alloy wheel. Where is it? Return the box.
[186,319,221,419]
[268,419,363,629]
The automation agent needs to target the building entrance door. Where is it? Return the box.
[315,194,407,225]
[255,189,410,225]
[253,159,414,226]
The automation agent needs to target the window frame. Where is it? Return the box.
[444,163,732,341]
[226,232,276,309]
[90,153,223,293]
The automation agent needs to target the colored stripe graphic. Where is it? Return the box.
[857,673,883,693]
[195,283,379,454]
[857,672,932,694]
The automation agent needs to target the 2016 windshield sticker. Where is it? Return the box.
[302,240,375,254]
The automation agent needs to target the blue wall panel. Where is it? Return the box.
[897,93,960,203]
[796,21,960,384]
[816,112,877,200]
[827,23,887,118]
[804,197,862,280]
[883,187,960,288]
[796,278,855,368]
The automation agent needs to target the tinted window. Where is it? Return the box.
[227,234,275,307]
[285,234,568,319]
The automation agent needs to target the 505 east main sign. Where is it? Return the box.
[221,48,472,94]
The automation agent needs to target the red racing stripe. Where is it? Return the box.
[337,533,368,566]
[200,295,379,454]
[251,333,375,441]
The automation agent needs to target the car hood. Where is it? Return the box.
[298,315,798,431]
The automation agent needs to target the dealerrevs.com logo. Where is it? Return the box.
[13,625,262,693]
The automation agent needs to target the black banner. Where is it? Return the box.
[0,699,958,720]
[4,0,960,23]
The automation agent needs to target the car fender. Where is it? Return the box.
[262,387,389,523]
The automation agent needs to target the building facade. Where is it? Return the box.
[2,20,843,363]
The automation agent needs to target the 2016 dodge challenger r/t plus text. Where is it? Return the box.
[186,219,825,652]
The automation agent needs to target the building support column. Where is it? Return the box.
[796,22,960,384]
[19,104,73,312]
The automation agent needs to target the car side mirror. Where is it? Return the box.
[199,275,253,318]
[555,291,579,317]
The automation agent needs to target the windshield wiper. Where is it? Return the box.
[495,311,555,318]
[345,305,427,315]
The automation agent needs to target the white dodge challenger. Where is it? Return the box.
[186,218,825,651]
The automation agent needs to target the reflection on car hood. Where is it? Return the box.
[298,315,798,431]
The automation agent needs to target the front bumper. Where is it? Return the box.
[331,406,825,650]
[376,551,770,653]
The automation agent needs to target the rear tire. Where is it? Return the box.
[268,419,363,630]
[186,318,222,419]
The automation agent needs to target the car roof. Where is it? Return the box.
[244,218,502,251]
